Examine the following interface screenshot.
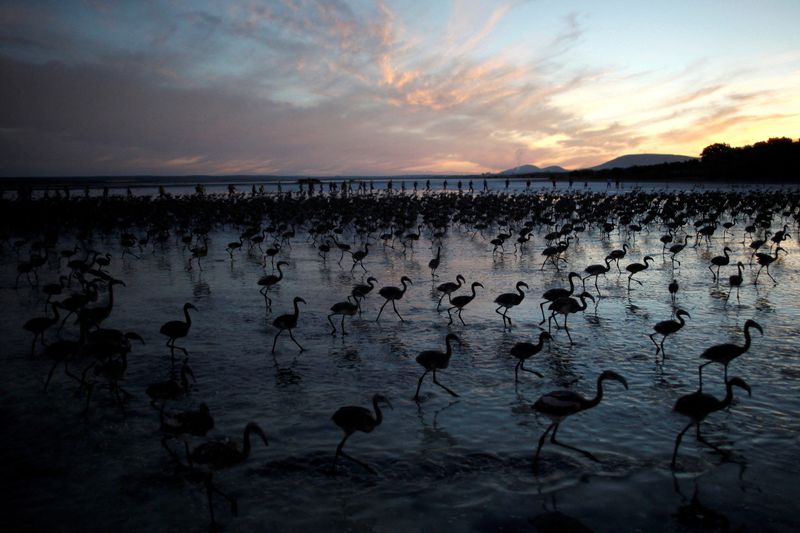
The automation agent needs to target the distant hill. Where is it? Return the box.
[499,164,567,175]
[590,154,696,170]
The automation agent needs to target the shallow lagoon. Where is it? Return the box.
[2,185,800,532]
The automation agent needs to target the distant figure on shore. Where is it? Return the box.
[413,181,417,192]
[228,184,236,196]
[505,177,510,189]
[606,176,611,188]
[387,179,392,191]
[469,180,473,192]
[526,179,530,189]
[195,183,205,195]
[569,176,574,187]
[457,180,462,191]
[443,180,448,191]
[483,178,488,191]
[615,175,620,188]
[370,181,374,192]
[426,179,430,190]
[277,181,282,192]
[551,176,556,188]
[401,181,405,193]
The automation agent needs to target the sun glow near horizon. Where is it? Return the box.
[0,1,798,176]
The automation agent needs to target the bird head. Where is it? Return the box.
[374,394,394,409]
[245,421,269,446]
[727,377,752,397]
[540,332,553,341]
[277,261,290,268]
[600,370,629,390]
[676,309,691,319]
[473,282,484,289]
[579,292,595,302]
[456,274,466,284]
[367,277,378,284]
[185,302,198,312]
[568,272,581,280]
[644,255,654,262]
[516,281,529,290]
[445,333,462,345]
[295,297,307,305]
[125,332,145,344]
[401,276,413,285]
[744,319,763,336]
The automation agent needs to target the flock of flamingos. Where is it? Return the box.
[10,184,796,527]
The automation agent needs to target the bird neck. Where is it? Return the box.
[537,334,547,349]
[372,398,384,426]
[742,325,753,351]
[567,275,576,293]
[183,305,192,327]
[721,381,737,409]
[578,296,589,311]
[516,285,525,298]
[276,263,284,279]
[586,375,607,409]
[470,284,478,298]
[292,299,302,316]
[677,313,686,326]
[435,247,441,259]
[241,425,254,459]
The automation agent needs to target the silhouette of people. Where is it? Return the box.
[483,178,488,191]
[505,177,510,189]
[443,180,448,190]
[468,180,473,192]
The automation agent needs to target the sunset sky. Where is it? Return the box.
[1,0,798,176]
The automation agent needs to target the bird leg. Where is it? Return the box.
[563,316,573,344]
[457,308,466,326]
[376,300,389,322]
[339,449,377,475]
[288,329,305,352]
[414,370,429,401]
[340,314,348,336]
[649,333,661,354]
[328,314,337,336]
[432,369,459,397]
[271,330,283,353]
[533,423,555,470]
[437,293,446,310]
[539,302,548,324]
[520,362,543,378]
[205,472,238,528]
[551,423,598,461]
[514,361,521,382]
[697,361,712,391]
[446,307,455,326]
[391,300,404,322]
[696,425,729,457]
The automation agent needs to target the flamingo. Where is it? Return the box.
[539,272,581,324]
[331,394,392,474]
[626,255,654,289]
[510,331,551,382]
[671,377,751,469]
[495,281,528,329]
[189,422,268,526]
[257,261,288,309]
[726,262,744,302]
[160,302,197,362]
[649,309,690,356]
[582,256,612,296]
[547,292,594,344]
[428,246,441,278]
[532,370,628,470]
[435,274,465,309]
[446,282,483,325]
[708,247,732,281]
[376,276,412,322]
[414,333,461,401]
[698,320,762,387]
[328,299,359,336]
[272,297,306,353]
[754,246,785,284]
